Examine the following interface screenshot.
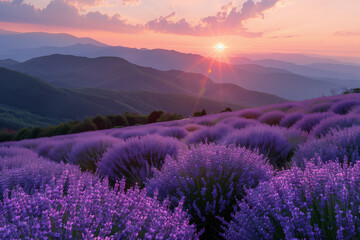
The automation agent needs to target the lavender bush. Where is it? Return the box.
[46,139,76,163]
[237,109,261,119]
[184,123,203,132]
[225,125,303,168]
[292,112,334,132]
[111,129,149,140]
[0,153,78,199]
[67,136,119,172]
[159,127,188,139]
[224,160,360,240]
[36,140,56,158]
[147,143,273,239]
[231,118,257,129]
[279,112,304,128]
[97,134,184,188]
[351,105,360,114]
[331,100,360,115]
[186,124,233,145]
[258,110,285,126]
[0,170,197,239]
[0,146,36,158]
[310,113,360,138]
[293,126,360,167]
[309,102,332,113]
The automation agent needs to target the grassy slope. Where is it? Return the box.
[0,68,244,128]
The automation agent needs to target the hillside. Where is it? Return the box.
[2,93,360,239]
[0,29,106,52]
[4,54,287,107]
[2,44,355,100]
[0,67,244,128]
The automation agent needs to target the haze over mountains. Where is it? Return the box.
[2,54,286,107]
[0,67,249,128]
[0,30,358,100]
[0,29,359,130]
[0,29,106,52]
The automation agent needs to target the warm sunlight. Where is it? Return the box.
[1,0,360,239]
[215,43,226,52]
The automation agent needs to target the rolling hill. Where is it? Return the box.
[0,29,107,53]
[4,54,287,107]
[0,67,246,128]
[1,43,356,100]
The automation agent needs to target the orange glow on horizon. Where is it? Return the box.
[0,22,359,62]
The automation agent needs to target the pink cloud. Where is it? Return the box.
[0,0,142,32]
[146,0,280,36]
[120,0,141,6]
[0,0,280,37]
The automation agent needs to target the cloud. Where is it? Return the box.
[146,12,198,35]
[334,31,360,37]
[0,0,142,32]
[146,0,280,36]
[120,0,141,6]
[0,0,280,37]
[65,0,104,10]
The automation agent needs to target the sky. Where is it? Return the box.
[0,0,359,57]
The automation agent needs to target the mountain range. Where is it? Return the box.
[0,34,358,100]
[1,54,286,107]
[0,29,359,130]
[0,29,106,53]
[0,67,252,129]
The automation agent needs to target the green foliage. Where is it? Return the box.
[15,128,31,141]
[157,112,183,122]
[147,111,164,123]
[107,115,129,127]
[193,109,207,117]
[28,127,42,139]
[92,115,111,130]
[343,88,360,94]
[69,118,97,134]
[1,110,183,142]
[0,104,63,130]
[221,107,232,113]
[0,130,14,142]
[125,113,148,126]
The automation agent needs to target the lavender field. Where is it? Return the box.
[1,93,360,239]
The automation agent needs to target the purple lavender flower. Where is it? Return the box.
[293,126,360,167]
[310,113,360,138]
[258,110,286,126]
[1,168,197,239]
[67,136,119,172]
[97,134,184,188]
[147,143,273,239]
[225,125,305,168]
[280,112,304,128]
[292,112,334,133]
[224,160,360,240]
[331,100,360,115]
[186,124,233,145]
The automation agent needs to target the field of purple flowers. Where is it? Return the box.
[1,93,360,239]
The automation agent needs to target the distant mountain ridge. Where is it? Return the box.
[3,54,287,107]
[0,29,358,100]
[0,67,248,129]
[0,29,107,52]
[1,42,358,100]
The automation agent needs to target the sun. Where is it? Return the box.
[215,43,226,52]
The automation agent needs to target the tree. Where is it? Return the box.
[147,111,164,123]
[92,115,111,130]
[107,115,129,127]
[193,109,207,117]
